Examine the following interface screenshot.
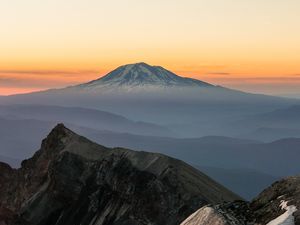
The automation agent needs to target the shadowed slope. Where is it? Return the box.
[0,124,239,225]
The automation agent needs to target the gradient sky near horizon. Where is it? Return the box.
[0,0,300,96]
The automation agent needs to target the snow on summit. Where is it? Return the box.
[75,62,213,91]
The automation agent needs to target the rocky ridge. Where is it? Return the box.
[183,176,300,225]
[1,123,299,225]
[0,124,239,225]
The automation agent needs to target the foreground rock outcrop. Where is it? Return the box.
[183,176,300,225]
[180,200,254,225]
[251,176,300,225]
[0,124,239,225]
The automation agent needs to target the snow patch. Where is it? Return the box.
[266,200,297,225]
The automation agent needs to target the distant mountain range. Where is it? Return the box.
[0,62,300,201]
[234,105,300,141]
[0,104,173,137]
[1,62,297,137]
[0,115,298,200]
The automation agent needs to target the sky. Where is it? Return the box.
[0,0,300,96]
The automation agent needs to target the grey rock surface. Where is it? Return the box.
[0,124,239,225]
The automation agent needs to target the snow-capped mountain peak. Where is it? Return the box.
[77,62,213,90]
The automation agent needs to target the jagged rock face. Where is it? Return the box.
[251,176,300,225]
[0,124,239,225]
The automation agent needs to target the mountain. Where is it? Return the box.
[0,116,266,200]
[1,62,297,137]
[232,104,300,141]
[0,104,174,137]
[74,62,213,90]
[76,129,299,178]
[238,127,300,142]
[251,175,300,224]
[0,117,298,200]
[0,124,240,225]
[181,176,300,224]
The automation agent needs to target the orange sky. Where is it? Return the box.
[0,0,300,96]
